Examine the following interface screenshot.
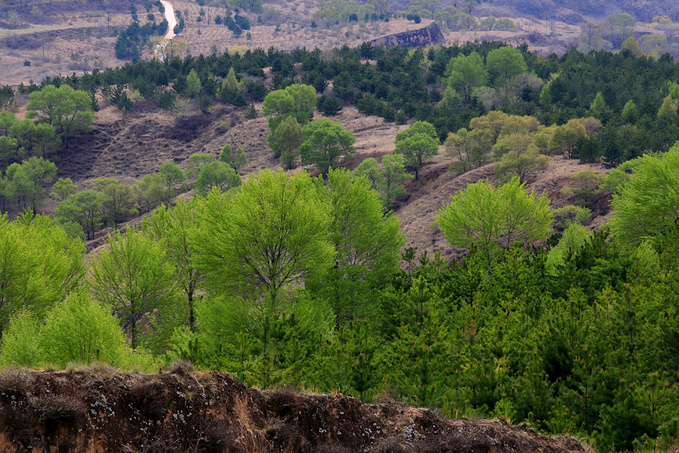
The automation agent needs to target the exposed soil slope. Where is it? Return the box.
[0,368,589,453]
[57,105,403,187]
[395,155,610,259]
[370,22,445,48]
[54,104,610,257]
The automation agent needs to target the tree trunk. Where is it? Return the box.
[188,288,195,332]
[131,318,137,349]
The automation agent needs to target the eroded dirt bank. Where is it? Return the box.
[0,367,589,452]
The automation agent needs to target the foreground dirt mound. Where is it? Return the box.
[0,368,588,452]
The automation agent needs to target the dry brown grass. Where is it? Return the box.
[442,16,581,54]
[394,154,610,260]
[0,6,159,85]
[33,98,612,261]
[174,0,435,57]
[0,0,593,87]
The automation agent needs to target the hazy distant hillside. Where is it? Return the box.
[475,0,679,23]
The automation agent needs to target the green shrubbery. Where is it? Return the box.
[1,162,678,449]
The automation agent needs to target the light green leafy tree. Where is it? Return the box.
[195,161,241,195]
[394,121,439,180]
[186,69,202,98]
[567,169,606,205]
[444,128,492,172]
[609,143,679,246]
[552,205,592,232]
[186,153,216,179]
[485,46,527,86]
[589,92,607,119]
[159,161,185,192]
[0,213,84,331]
[37,290,136,368]
[222,67,244,93]
[0,291,149,370]
[98,181,138,227]
[300,118,356,174]
[263,84,316,138]
[56,189,102,240]
[308,168,404,321]
[621,100,638,123]
[578,22,612,52]
[91,177,117,192]
[657,95,679,126]
[480,16,496,30]
[0,310,41,367]
[262,89,295,121]
[380,154,412,206]
[605,13,636,46]
[638,34,670,55]
[286,84,318,119]
[494,149,549,183]
[25,84,94,146]
[142,199,204,332]
[135,173,174,212]
[4,156,57,211]
[549,119,586,158]
[270,115,304,166]
[90,228,180,349]
[436,177,552,264]
[195,169,334,304]
[620,36,644,57]
[545,224,592,276]
[220,143,247,172]
[353,158,381,188]
[50,177,77,202]
[445,52,487,100]
[354,154,413,207]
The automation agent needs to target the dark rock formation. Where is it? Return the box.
[370,22,445,48]
[0,368,589,452]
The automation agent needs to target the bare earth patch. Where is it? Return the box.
[0,368,590,452]
[53,102,611,258]
[393,155,610,259]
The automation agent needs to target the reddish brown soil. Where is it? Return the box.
[0,367,589,453]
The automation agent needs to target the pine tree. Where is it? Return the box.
[220,143,248,172]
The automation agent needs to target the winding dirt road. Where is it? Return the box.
[160,0,177,40]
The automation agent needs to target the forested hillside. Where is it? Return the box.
[1,37,679,452]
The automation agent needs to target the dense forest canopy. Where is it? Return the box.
[1,155,679,450]
[3,40,679,176]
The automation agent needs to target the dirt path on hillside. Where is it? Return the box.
[161,0,177,40]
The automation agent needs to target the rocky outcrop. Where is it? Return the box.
[0,367,589,452]
[370,22,445,48]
